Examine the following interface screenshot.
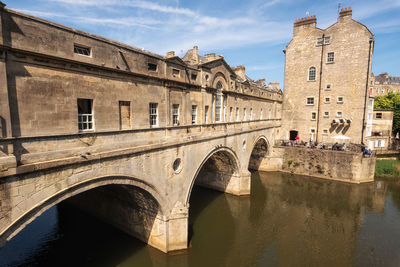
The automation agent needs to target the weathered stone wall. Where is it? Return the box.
[281,8,374,144]
[281,147,375,183]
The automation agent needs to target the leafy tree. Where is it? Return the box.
[374,92,400,135]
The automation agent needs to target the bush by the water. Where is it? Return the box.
[375,160,400,177]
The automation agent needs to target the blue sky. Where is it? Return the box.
[5,0,400,86]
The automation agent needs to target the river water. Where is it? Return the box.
[1,171,400,267]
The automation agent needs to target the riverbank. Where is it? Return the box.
[375,160,400,178]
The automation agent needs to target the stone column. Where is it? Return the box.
[224,170,251,195]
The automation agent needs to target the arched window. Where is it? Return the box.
[308,67,316,81]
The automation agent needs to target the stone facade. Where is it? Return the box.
[0,4,282,252]
[366,109,394,150]
[281,7,374,144]
[281,147,375,183]
[370,72,400,97]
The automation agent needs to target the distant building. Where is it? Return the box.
[370,72,400,97]
[281,7,375,144]
[366,109,394,150]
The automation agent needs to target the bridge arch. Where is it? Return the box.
[248,135,270,171]
[0,175,167,250]
[185,146,242,205]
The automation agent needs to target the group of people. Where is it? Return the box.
[332,142,347,151]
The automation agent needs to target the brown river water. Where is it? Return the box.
[1,171,400,267]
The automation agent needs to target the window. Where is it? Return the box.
[306,97,314,105]
[191,73,197,80]
[326,84,331,90]
[243,108,247,121]
[308,67,316,81]
[119,101,131,130]
[381,88,385,94]
[327,52,334,63]
[323,129,328,135]
[236,107,240,121]
[215,82,223,122]
[376,113,382,119]
[325,97,330,104]
[229,107,233,121]
[376,88,379,94]
[74,44,91,56]
[375,140,385,148]
[250,108,253,120]
[337,97,343,103]
[311,112,316,120]
[148,63,157,71]
[324,37,331,44]
[324,111,329,118]
[172,68,180,77]
[192,105,197,124]
[149,103,158,126]
[78,98,93,131]
[316,38,323,45]
[205,105,209,123]
[336,111,342,118]
[172,104,179,125]
[260,108,263,119]
[310,128,316,141]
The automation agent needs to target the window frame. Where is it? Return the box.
[149,102,158,127]
[376,113,382,119]
[336,111,342,118]
[191,105,197,124]
[77,98,94,131]
[308,67,316,81]
[306,97,315,106]
[327,52,334,63]
[311,112,317,121]
[323,111,329,118]
[172,104,180,125]
[337,96,344,104]
[74,44,91,57]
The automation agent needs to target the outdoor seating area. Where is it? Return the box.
[278,139,375,157]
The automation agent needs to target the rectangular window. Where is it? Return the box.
[316,38,323,45]
[205,105,209,123]
[306,97,314,105]
[327,52,334,63]
[243,108,247,121]
[191,105,197,124]
[324,37,331,44]
[381,88,385,94]
[148,63,157,71]
[325,97,330,103]
[337,97,343,103]
[78,98,93,131]
[191,73,197,80]
[324,111,329,118]
[236,107,239,121]
[375,88,379,94]
[311,112,316,120]
[172,104,179,125]
[74,44,91,56]
[119,101,131,130]
[250,108,253,120]
[336,111,342,118]
[172,68,180,77]
[323,129,328,135]
[326,84,331,90]
[149,103,158,127]
[260,108,263,120]
[376,113,382,119]
[229,107,233,121]
[215,94,222,122]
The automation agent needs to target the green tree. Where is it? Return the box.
[374,92,400,135]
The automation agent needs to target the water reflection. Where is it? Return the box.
[1,172,400,267]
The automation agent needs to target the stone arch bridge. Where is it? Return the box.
[0,123,279,252]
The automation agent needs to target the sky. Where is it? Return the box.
[4,0,400,86]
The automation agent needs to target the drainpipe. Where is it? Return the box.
[316,34,324,143]
[361,37,374,144]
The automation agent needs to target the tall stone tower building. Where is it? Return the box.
[281,7,374,144]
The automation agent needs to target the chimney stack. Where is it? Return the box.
[234,65,246,80]
[166,51,175,58]
[339,6,352,20]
